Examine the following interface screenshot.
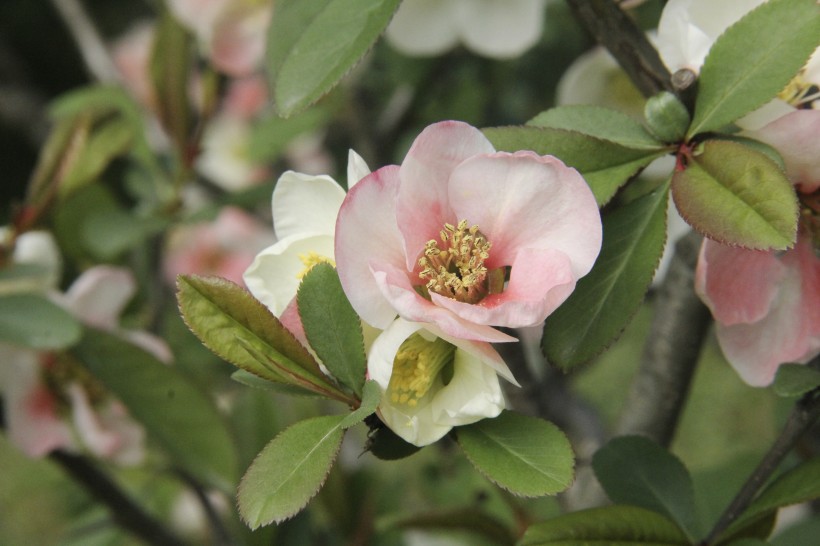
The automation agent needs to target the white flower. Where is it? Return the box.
[385,0,548,60]
[243,151,371,316]
[367,318,514,446]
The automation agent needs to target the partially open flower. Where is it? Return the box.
[335,121,602,343]
[368,318,514,446]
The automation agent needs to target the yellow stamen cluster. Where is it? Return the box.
[418,219,492,304]
[296,251,335,279]
[387,334,456,407]
[779,71,820,108]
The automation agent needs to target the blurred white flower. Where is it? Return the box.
[385,0,548,60]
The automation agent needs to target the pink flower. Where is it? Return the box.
[695,110,820,386]
[163,206,273,286]
[334,121,602,343]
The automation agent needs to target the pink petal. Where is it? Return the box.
[749,110,820,192]
[396,121,496,269]
[210,5,269,76]
[695,240,787,326]
[448,150,601,278]
[66,383,122,458]
[62,266,136,329]
[335,165,405,328]
[279,296,309,349]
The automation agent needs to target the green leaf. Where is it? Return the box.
[723,457,820,541]
[385,507,516,546]
[267,0,401,116]
[771,515,820,546]
[81,207,168,260]
[177,276,351,401]
[773,364,820,397]
[543,184,669,369]
[74,329,238,491]
[339,379,380,429]
[0,293,82,350]
[456,411,574,497]
[238,414,346,527]
[592,436,699,541]
[298,263,366,396]
[519,505,690,545]
[365,420,422,460]
[59,117,134,196]
[672,140,798,250]
[230,369,324,398]
[723,540,771,546]
[484,126,669,206]
[689,0,820,136]
[528,105,664,151]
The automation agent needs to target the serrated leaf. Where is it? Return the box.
[723,457,820,541]
[543,184,668,369]
[230,369,324,398]
[519,505,690,545]
[340,379,380,429]
[484,126,669,206]
[74,329,238,491]
[0,293,83,350]
[298,263,366,396]
[689,0,820,136]
[176,275,350,402]
[528,105,664,151]
[672,140,798,250]
[238,414,346,527]
[456,411,573,497]
[773,364,820,397]
[592,436,699,541]
[268,0,401,116]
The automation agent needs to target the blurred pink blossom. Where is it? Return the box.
[695,110,820,386]
[334,121,602,343]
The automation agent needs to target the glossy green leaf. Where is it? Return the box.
[298,263,366,396]
[176,275,349,401]
[520,505,690,545]
[773,364,820,397]
[528,105,664,151]
[238,414,346,527]
[672,140,798,250]
[543,184,668,369]
[0,294,82,350]
[339,380,381,429]
[267,0,401,116]
[723,457,820,540]
[456,411,574,497]
[74,329,238,491]
[689,0,820,136]
[484,126,669,206]
[593,436,699,541]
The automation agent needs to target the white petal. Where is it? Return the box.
[455,0,546,59]
[385,0,460,57]
[271,171,346,240]
[0,230,62,294]
[62,266,136,330]
[430,349,505,427]
[346,149,371,189]
[66,383,122,458]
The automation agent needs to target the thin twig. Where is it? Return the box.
[701,386,820,545]
[614,230,710,447]
[49,450,189,546]
[48,0,123,84]
[564,0,674,97]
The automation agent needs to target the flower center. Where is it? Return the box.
[387,334,456,407]
[296,251,335,279]
[41,352,108,414]
[779,71,820,109]
[418,219,503,304]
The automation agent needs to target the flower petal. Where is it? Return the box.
[455,0,545,59]
[272,171,347,240]
[347,149,371,188]
[61,266,136,329]
[384,0,460,57]
[748,109,820,192]
[397,121,496,269]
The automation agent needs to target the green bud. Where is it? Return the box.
[644,91,691,143]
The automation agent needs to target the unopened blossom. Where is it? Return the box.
[656,0,819,127]
[168,0,272,76]
[695,110,820,386]
[368,318,513,446]
[335,121,602,343]
[385,0,548,60]
[163,206,273,286]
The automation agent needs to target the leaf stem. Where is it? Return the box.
[564,0,674,97]
[49,450,189,546]
[701,384,820,545]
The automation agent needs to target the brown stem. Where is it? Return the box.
[564,0,674,97]
[615,230,710,447]
[49,450,189,546]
